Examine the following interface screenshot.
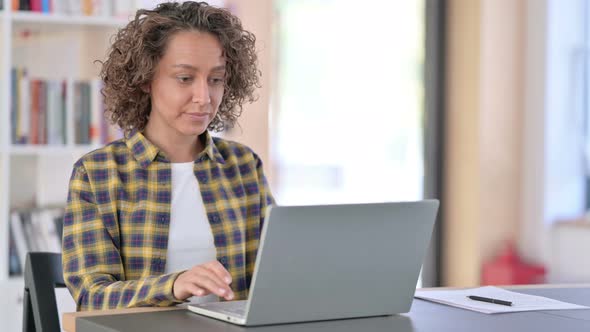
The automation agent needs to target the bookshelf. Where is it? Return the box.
[0,1,136,329]
[11,11,127,27]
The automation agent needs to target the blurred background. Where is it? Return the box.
[1,0,590,330]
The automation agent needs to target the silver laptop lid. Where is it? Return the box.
[244,200,439,326]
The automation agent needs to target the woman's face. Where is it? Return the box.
[147,30,226,138]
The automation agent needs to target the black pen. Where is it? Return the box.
[467,295,513,306]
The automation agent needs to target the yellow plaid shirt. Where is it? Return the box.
[62,131,274,311]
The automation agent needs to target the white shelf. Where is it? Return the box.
[0,3,134,326]
[11,11,128,28]
[9,145,101,156]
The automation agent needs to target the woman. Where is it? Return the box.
[62,1,273,311]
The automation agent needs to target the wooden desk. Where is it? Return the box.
[63,307,182,332]
[63,284,590,332]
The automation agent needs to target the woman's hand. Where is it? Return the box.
[173,261,234,301]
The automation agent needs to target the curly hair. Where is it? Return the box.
[99,1,260,135]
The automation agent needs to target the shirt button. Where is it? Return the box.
[220,257,228,265]
[212,215,220,223]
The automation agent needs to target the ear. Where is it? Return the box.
[141,84,151,93]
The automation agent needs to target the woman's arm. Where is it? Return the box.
[255,153,275,230]
[62,162,184,311]
[243,152,275,288]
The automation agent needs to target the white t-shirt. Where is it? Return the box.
[165,162,218,304]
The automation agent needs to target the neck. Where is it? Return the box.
[143,122,205,163]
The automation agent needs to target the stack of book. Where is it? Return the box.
[73,79,119,145]
[11,68,67,145]
[10,0,135,18]
[8,207,64,276]
[10,68,122,145]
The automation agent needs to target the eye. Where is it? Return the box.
[177,76,193,84]
[209,77,226,85]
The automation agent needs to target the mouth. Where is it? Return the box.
[184,112,210,120]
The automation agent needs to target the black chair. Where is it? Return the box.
[23,252,65,332]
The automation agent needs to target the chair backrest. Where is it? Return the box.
[23,252,65,332]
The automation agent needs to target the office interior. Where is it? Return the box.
[1,0,589,331]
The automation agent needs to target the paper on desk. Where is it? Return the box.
[414,286,589,314]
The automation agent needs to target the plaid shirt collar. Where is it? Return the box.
[125,130,226,168]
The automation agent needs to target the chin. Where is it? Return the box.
[179,126,208,137]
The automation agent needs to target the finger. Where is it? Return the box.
[187,265,234,300]
[193,266,231,291]
[192,272,233,298]
[204,260,233,284]
[186,284,209,297]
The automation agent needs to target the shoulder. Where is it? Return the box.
[72,138,130,172]
[212,136,262,165]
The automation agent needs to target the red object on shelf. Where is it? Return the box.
[481,243,546,285]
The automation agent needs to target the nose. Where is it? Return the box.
[192,78,211,105]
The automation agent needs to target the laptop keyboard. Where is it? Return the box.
[198,300,247,318]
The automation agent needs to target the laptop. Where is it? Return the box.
[188,200,439,326]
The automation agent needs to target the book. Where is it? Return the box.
[46,80,66,144]
[10,68,18,144]
[36,209,63,252]
[8,226,22,276]
[90,79,103,145]
[38,80,47,144]
[19,0,30,11]
[9,212,28,273]
[9,208,66,275]
[18,69,30,144]
[11,69,111,145]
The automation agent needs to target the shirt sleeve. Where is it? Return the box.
[253,152,275,230]
[62,162,184,311]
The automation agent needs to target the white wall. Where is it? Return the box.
[220,0,275,185]
[444,0,526,286]
[521,0,588,282]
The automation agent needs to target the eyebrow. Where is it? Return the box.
[172,64,226,71]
